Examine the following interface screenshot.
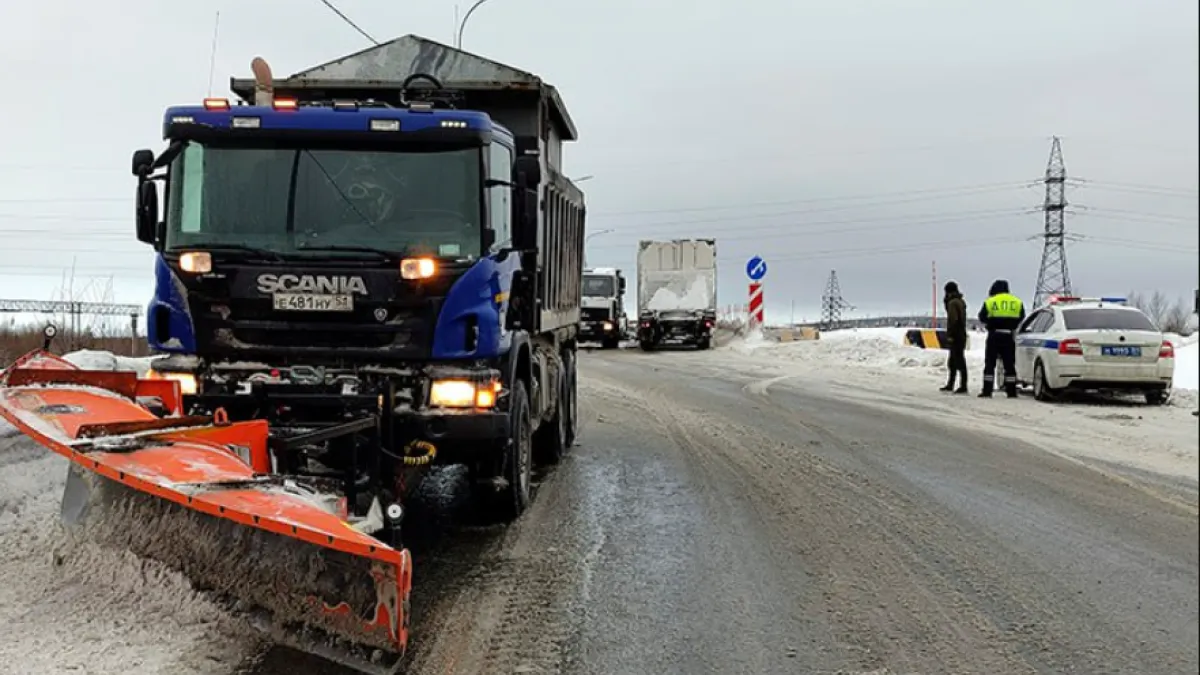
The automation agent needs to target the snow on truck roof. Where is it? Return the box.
[585,268,620,276]
[228,34,577,142]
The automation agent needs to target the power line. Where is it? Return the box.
[1069,178,1199,198]
[590,181,1034,218]
[316,0,380,45]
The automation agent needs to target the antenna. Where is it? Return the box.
[207,11,221,97]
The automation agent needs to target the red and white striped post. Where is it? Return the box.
[748,283,764,328]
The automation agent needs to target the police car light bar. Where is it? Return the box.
[1048,296,1127,305]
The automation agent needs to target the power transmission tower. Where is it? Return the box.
[1032,136,1073,308]
[820,270,852,331]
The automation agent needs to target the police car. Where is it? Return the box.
[1014,296,1175,404]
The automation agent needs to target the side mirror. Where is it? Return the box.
[42,323,58,350]
[136,181,159,245]
[482,228,496,252]
[511,174,539,251]
[618,277,627,293]
[132,149,155,177]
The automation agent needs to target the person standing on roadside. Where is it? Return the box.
[977,279,1025,398]
[940,281,969,393]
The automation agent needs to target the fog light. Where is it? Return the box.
[150,370,197,395]
[429,379,499,408]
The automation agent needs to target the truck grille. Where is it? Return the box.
[581,307,612,322]
[195,298,429,355]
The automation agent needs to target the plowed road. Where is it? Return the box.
[249,346,1199,675]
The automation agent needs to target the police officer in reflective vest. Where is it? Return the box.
[977,279,1025,398]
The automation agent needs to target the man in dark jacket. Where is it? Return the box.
[940,281,969,393]
[977,279,1025,398]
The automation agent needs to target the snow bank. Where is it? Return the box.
[726,326,973,373]
[61,350,156,378]
[719,327,1199,481]
[735,327,1197,394]
[1172,333,1198,391]
[0,350,261,673]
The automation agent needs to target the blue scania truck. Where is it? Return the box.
[131,36,585,536]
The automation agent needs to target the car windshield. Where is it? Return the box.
[1061,307,1158,331]
[582,276,615,297]
[165,142,482,258]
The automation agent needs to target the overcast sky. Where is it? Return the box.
[1,0,1196,325]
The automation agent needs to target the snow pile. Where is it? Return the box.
[1172,333,1198,391]
[728,327,1197,406]
[726,326,965,372]
[644,276,713,312]
[0,350,262,673]
[62,350,156,378]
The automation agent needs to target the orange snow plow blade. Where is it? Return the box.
[0,350,412,674]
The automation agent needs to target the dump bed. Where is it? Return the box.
[637,240,718,314]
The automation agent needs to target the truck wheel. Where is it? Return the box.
[697,337,711,350]
[1144,389,1168,406]
[601,336,620,349]
[639,339,655,352]
[496,379,533,521]
[563,348,578,448]
[533,360,569,466]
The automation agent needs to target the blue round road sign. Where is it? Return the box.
[746,256,767,281]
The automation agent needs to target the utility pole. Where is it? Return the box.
[1033,136,1073,308]
[931,260,938,329]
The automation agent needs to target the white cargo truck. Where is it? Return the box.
[635,239,718,350]
[580,267,627,349]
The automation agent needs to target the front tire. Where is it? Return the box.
[496,379,534,521]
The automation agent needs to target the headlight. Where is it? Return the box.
[602,321,613,331]
[429,379,499,408]
[149,370,197,395]
[178,251,212,274]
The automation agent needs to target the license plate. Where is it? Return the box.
[1101,345,1141,357]
[272,293,354,312]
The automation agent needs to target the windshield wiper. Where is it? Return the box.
[294,244,403,260]
[171,243,286,262]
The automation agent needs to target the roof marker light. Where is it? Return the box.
[272,98,298,110]
[440,119,468,129]
[1099,297,1127,304]
[203,97,230,110]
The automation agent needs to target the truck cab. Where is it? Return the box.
[130,38,585,531]
[581,267,626,348]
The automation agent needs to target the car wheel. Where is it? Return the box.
[1033,361,1058,402]
[1144,389,1168,406]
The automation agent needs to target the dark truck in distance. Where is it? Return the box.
[134,36,586,538]
[580,267,627,348]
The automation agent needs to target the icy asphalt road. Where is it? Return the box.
[244,345,1199,675]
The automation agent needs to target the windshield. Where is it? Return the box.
[1062,307,1158,331]
[165,142,483,258]
[582,276,615,297]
